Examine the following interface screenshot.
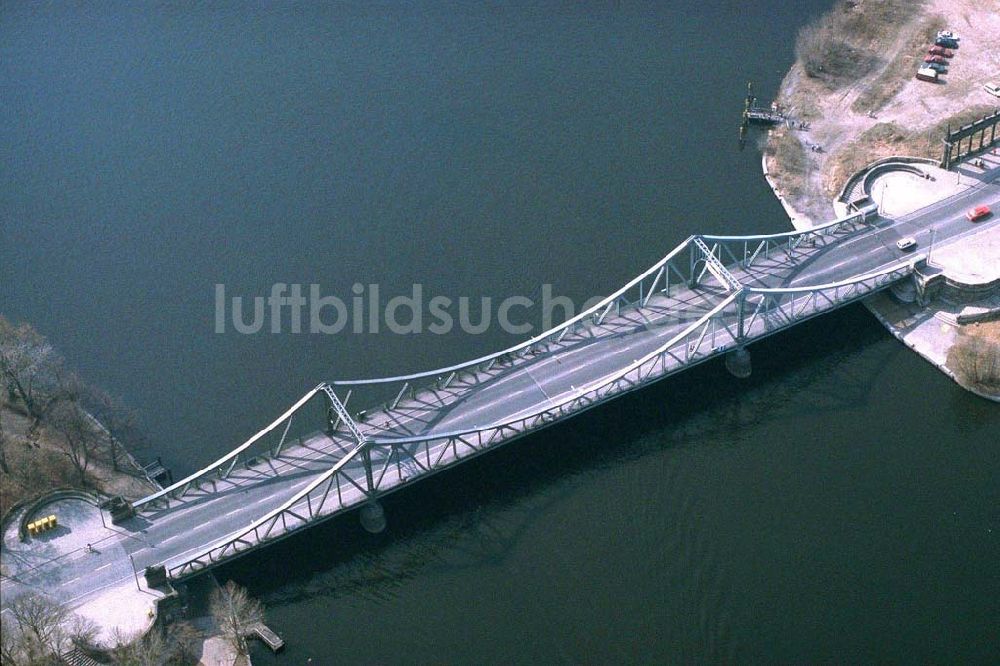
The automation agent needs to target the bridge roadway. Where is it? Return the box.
[2,174,998,613]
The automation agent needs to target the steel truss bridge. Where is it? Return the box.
[122,207,930,582]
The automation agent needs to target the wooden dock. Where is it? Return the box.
[745,107,786,124]
[739,81,790,148]
[249,622,285,652]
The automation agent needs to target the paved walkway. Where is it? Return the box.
[1,496,164,647]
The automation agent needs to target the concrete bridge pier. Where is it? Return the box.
[359,500,387,534]
[725,346,752,379]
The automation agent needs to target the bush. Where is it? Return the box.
[947,325,1000,395]
[795,0,923,89]
[766,128,808,198]
[796,23,872,86]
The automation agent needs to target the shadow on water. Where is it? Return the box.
[215,303,896,603]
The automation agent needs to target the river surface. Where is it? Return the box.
[2,2,997,662]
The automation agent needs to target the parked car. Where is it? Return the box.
[928,46,954,57]
[937,30,960,41]
[924,62,948,73]
[985,83,1000,99]
[924,55,948,65]
[896,237,917,252]
[916,67,939,83]
[966,205,992,222]
[935,36,959,49]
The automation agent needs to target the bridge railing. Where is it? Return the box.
[329,212,879,420]
[741,258,919,336]
[323,235,730,422]
[165,293,743,579]
[366,292,743,448]
[702,208,873,270]
[333,209,876,398]
[132,386,328,512]
[330,237,699,388]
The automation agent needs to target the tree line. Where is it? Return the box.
[1,580,264,665]
[1,316,148,507]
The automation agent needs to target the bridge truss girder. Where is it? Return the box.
[157,210,914,581]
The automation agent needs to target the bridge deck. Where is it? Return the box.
[141,181,998,579]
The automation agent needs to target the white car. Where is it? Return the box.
[937,30,960,41]
[984,83,1000,99]
[896,237,917,252]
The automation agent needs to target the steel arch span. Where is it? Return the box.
[128,206,936,581]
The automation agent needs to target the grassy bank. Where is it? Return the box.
[824,104,998,196]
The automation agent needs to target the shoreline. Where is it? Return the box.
[761,153,814,232]
[761,0,1000,401]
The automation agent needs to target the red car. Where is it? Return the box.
[924,55,948,64]
[966,205,991,221]
[928,46,954,57]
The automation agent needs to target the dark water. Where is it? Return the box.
[2,2,997,662]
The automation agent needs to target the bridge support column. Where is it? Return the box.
[359,500,386,534]
[725,346,752,379]
[914,273,931,308]
[356,443,385,533]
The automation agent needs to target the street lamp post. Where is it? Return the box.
[128,553,141,592]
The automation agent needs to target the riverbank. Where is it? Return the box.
[0,318,159,518]
[766,0,1000,219]
[764,0,1000,400]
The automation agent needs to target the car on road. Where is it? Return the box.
[966,205,992,221]
[985,83,1000,99]
[896,237,917,252]
[928,46,954,57]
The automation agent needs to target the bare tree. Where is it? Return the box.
[211,580,265,658]
[0,317,64,423]
[48,402,101,486]
[108,621,199,666]
[0,618,21,665]
[10,593,69,652]
[110,627,167,666]
[86,387,141,472]
[0,403,9,474]
[4,593,70,664]
[165,621,201,665]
